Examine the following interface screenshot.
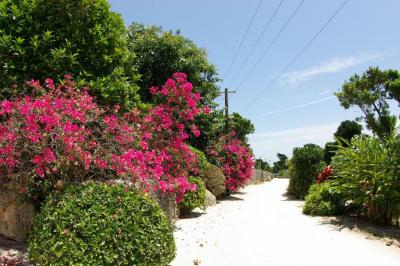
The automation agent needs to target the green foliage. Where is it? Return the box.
[272,153,288,174]
[324,121,362,164]
[303,182,345,216]
[191,146,209,170]
[288,144,325,199]
[324,141,338,165]
[255,158,271,172]
[334,120,362,142]
[198,163,226,198]
[178,176,206,213]
[189,109,225,153]
[0,0,140,108]
[28,182,176,265]
[230,112,255,143]
[336,67,399,140]
[127,23,219,106]
[332,135,400,225]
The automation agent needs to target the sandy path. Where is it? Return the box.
[172,178,400,266]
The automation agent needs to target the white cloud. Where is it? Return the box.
[281,52,384,87]
[319,90,332,96]
[249,123,339,161]
[261,96,335,116]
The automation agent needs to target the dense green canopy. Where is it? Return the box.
[0,0,140,108]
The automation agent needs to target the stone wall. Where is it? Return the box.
[0,189,36,242]
[146,189,179,222]
[247,169,274,185]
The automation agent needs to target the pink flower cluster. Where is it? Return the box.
[0,73,206,202]
[317,165,333,184]
[208,133,254,191]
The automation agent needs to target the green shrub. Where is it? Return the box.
[28,182,176,265]
[199,163,226,198]
[0,0,140,108]
[288,144,325,199]
[303,182,345,216]
[332,135,400,225]
[191,146,209,170]
[178,176,206,214]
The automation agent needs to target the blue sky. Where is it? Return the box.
[109,0,400,162]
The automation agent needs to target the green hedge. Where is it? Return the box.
[178,176,206,214]
[28,182,176,265]
[303,182,345,216]
[288,144,325,199]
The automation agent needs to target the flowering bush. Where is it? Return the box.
[0,73,205,202]
[317,165,333,184]
[207,133,254,191]
[178,176,206,214]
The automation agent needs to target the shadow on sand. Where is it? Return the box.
[217,195,244,202]
[280,191,302,202]
[231,191,247,195]
[179,211,205,219]
[318,215,400,247]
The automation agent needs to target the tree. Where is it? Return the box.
[272,153,288,174]
[230,112,255,143]
[127,23,220,106]
[0,0,140,108]
[324,141,338,165]
[324,120,362,164]
[189,109,225,152]
[336,67,399,140]
[255,159,271,171]
[334,120,362,142]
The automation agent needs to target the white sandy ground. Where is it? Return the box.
[172,178,400,266]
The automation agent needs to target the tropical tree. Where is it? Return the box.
[324,120,362,164]
[334,120,362,141]
[336,67,399,140]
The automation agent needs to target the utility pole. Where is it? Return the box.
[220,88,235,197]
[223,88,236,133]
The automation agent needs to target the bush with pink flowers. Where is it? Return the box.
[207,133,254,192]
[0,73,206,202]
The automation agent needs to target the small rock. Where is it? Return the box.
[193,259,201,265]
[205,189,217,207]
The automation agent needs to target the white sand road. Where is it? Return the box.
[172,178,400,266]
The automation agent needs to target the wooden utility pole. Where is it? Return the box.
[221,88,235,197]
[223,88,235,133]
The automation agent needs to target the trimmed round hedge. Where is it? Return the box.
[28,182,176,265]
[178,176,206,214]
[303,182,345,216]
[199,163,226,198]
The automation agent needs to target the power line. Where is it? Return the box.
[222,0,264,80]
[234,0,305,92]
[241,0,350,112]
[227,0,285,88]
